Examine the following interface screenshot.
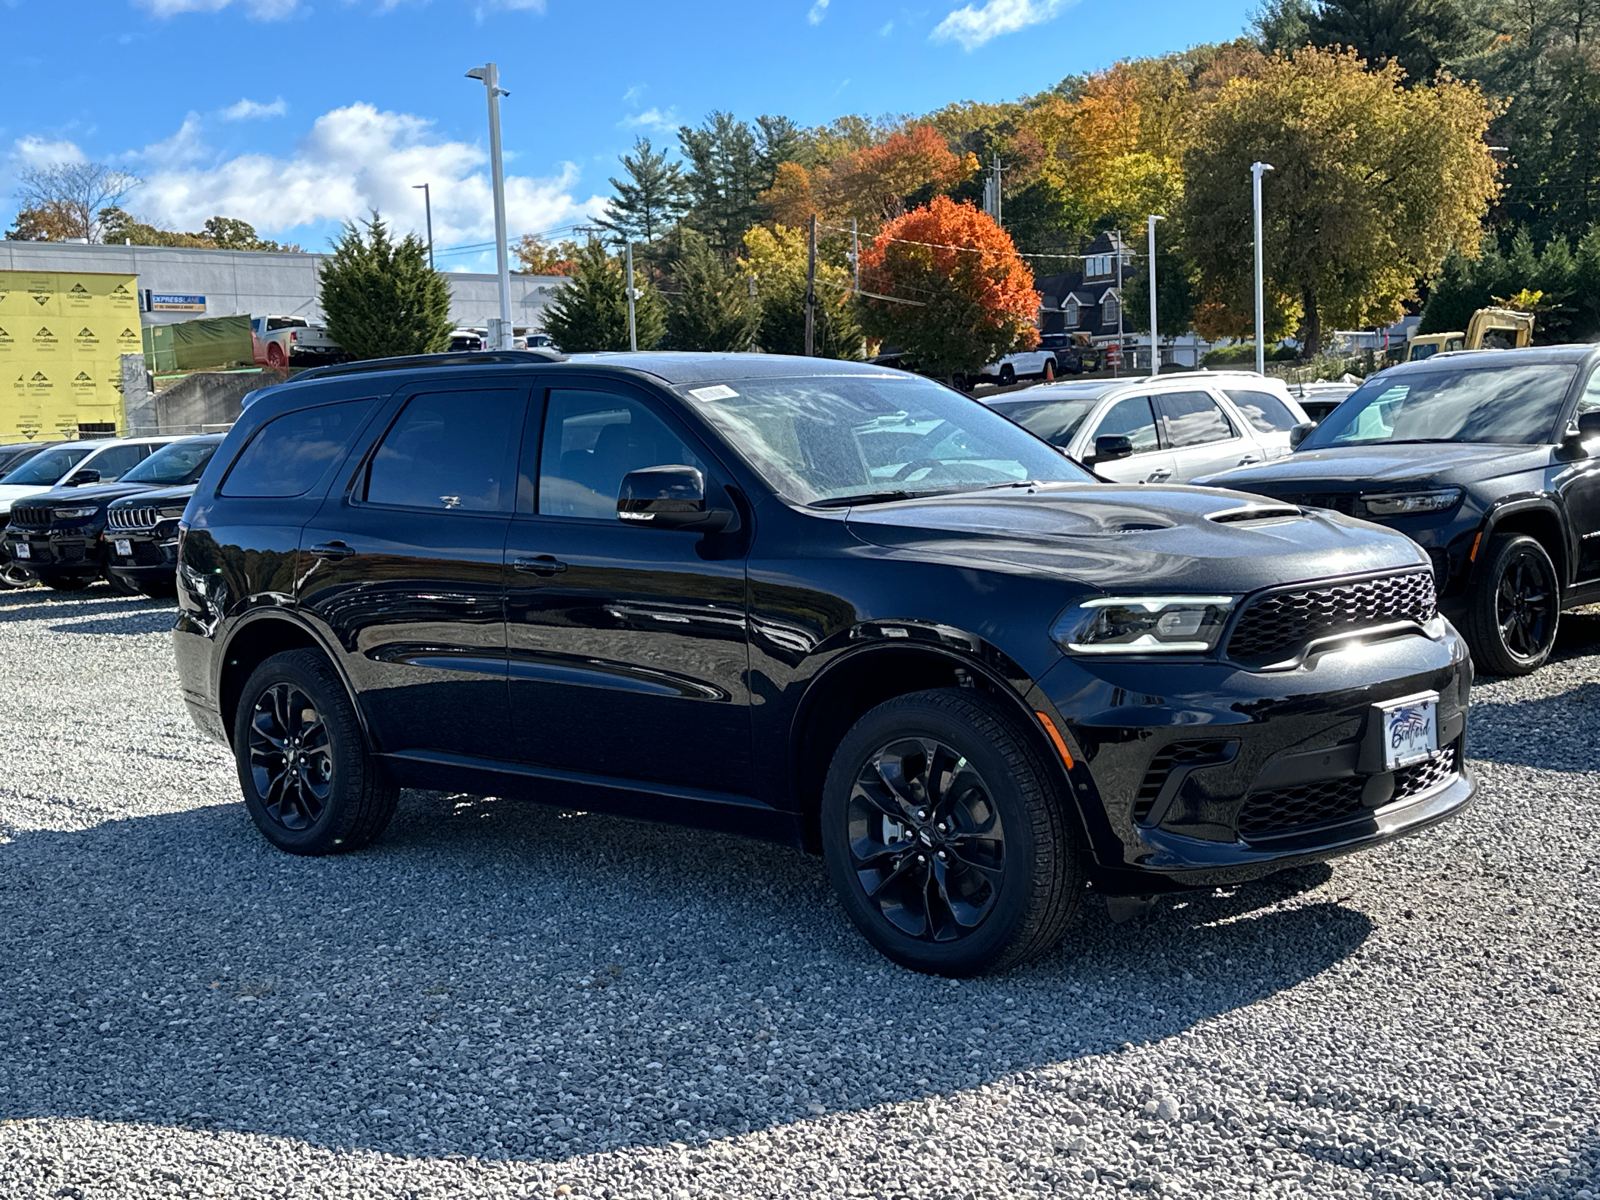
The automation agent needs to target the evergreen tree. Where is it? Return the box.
[595,138,689,245]
[541,239,665,352]
[678,112,764,255]
[755,114,812,178]
[660,232,759,352]
[318,212,452,361]
[1306,0,1468,82]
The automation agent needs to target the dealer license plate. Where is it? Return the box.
[1381,694,1437,770]
[114,539,132,557]
[12,542,28,560]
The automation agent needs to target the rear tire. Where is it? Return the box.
[233,649,398,856]
[999,365,1016,386]
[1465,533,1560,676]
[821,689,1082,976]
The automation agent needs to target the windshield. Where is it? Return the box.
[990,398,1099,449]
[122,439,218,485]
[2,444,93,486]
[681,374,1094,505]
[1301,362,1577,449]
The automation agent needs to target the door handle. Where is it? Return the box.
[1237,456,1262,465]
[513,554,568,576]
[309,542,355,561]
[1147,469,1172,483]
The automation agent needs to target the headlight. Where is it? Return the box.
[54,506,99,520]
[1362,488,1461,517]
[1055,595,1238,655]
[158,506,188,520]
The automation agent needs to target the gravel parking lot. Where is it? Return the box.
[2,587,1599,1200]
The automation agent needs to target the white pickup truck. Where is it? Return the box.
[251,315,344,370]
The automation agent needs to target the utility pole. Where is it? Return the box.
[1147,214,1165,377]
[466,63,513,350]
[412,183,434,271]
[624,241,638,352]
[1114,229,1124,379]
[1251,162,1274,377]
[850,218,859,293]
[987,154,1004,227]
[805,213,818,356]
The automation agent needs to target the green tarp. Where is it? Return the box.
[142,314,252,373]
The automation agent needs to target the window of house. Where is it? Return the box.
[1102,293,1119,325]
[364,390,522,513]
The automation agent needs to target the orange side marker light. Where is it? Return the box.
[1470,531,1483,562]
[1035,711,1075,769]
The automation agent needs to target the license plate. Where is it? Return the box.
[114,539,132,557]
[1381,694,1437,770]
[12,542,28,560]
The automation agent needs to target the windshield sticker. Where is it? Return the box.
[688,384,739,402]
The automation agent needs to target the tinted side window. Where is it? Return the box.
[1223,388,1298,433]
[1093,396,1160,454]
[533,389,704,520]
[365,389,523,513]
[1578,369,1600,416]
[221,399,375,498]
[1159,391,1236,447]
[87,444,146,481]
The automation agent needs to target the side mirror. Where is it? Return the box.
[66,468,100,486]
[1289,420,1318,450]
[1089,434,1133,465]
[1560,411,1600,458]
[618,464,733,532]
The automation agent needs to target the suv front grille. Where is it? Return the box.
[108,506,160,531]
[10,505,51,528]
[1133,739,1233,823]
[1226,569,1436,669]
[1393,747,1457,802]
[1236,777,1366,840]
[1275,492,1361,516]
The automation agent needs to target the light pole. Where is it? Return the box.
[1251,162,1273,376]
[624,242,638,352]
[466,63,513,350]
[1147,213,1164,377]
[412,183,434,272]
[1114,229,1124,379]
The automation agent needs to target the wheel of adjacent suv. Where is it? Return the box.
[1466,533,1560,676]
[820,689,1082,976]
[232,649,398,855]
[998,364,1017,387]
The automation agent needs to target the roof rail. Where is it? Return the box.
[291,348,565,382]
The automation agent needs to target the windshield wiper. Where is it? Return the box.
[810,488,962,509]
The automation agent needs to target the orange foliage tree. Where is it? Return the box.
[819,125,975,228]
[857,196,1040,379]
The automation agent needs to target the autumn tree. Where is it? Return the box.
[6,206,87,242]
[743,224,861,358]
[596,137,689,246]
[97,208,298,251]
[856,197,1040,379]
[818,125,974,228]
[541,239,665,352]
[319,213,453,360]
[1182,47,1499,356]
[11,162,141,242]
[514,234,581,275]
[760,163,817,229]
[660,232,759,352]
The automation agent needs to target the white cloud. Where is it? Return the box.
[622,84,647,104]
[135,0,299,17]
[134,112,207,168]
[620,107,677,133]
[10,136,87,170]
[930,0,1074,49]
[807,0,829,23]
[879,19,894,34]
[222,97,288,121]
[128,102,603,246]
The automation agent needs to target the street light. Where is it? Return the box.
[1251,162,1273,376]
[412,182,434,272]
[466,63,513,351]
[1147,213,1164,377]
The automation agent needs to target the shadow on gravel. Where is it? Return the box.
[1465,677,1600,773]
[0,590,165,624]
[47,609,174,637]
[0,792,1371,1166]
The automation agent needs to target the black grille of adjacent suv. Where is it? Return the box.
[10,505,51,528]
[1225,569,1437,668]
[108,506,159,530]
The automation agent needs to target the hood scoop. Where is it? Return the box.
[1206,503,1304,525]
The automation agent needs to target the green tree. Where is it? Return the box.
[541,238,665,352]
[1252,0,1315,51]
[318,212,453,361]
[1121,237,1200,337]
[679,112,764,255]
[1182,48,1499,356]
[1306,0,1469,81]
[660,233,759,351]
[755,114,812,175]
[742,224,862,358]
[595,137,690,246]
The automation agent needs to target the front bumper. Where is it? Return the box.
[3,529,102,577]
[1038,621,1475,892]
[106,527,180,582]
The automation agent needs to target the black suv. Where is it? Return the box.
[175,352,1474,975]
[1196,347,1600,676]
[7,436,222,593]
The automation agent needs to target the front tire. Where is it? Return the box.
[998,365,1016,386]
[1466,533,1560,676]
[233,649,398,855]
[821,689,1082,976]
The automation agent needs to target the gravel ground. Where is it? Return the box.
[2,586,1599,1200]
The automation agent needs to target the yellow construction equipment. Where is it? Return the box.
[1406,307,1536,362]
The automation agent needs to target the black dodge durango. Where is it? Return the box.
[174,351,1474,975]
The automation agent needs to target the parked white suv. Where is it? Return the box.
[0,436,180,519]
[975,348,1058,387]
[984,371,1309,484]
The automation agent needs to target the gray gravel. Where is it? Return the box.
[3,586,1600,1199]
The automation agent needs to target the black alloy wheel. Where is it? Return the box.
[999,364,1017,386]
[0,562,35,589]
[821,689,1082,976]
[233,648,399,855]
[1467,533,1561,676]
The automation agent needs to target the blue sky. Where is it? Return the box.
[0,0,1254,271]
